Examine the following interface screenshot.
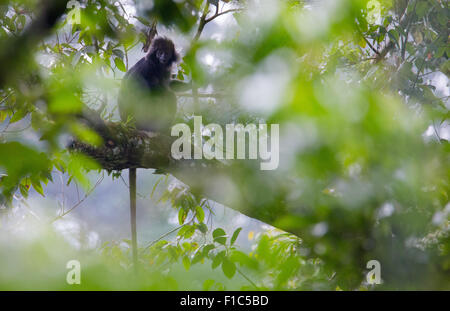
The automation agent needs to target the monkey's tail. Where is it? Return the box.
[129,168,138,272]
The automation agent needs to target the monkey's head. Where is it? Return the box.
[147,37,180,67]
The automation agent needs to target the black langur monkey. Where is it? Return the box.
[118,37,187,269]
[119,37,180,132]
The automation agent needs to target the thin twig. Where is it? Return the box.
[356,25,379,55]
[205,9,241,23]
[143,214,196,251]
[50,174,104,223]
[194,1,210,42]
[237,267,258,289]
[3,123,31,133]
[143,224,185,251]
[120,174,146,199]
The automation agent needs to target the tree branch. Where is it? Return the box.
[356,26,379,55]
[205,8,241,23]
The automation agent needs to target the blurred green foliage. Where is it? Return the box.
[0,0,449,290]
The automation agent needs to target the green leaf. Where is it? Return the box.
[150,177,162,198]
[213,228,227,245]
[202,244,215,257]
[167,245,179,260]
[0,110,7,122]
[435,46,446,59]
[182,242,192,251]
[19,184,29,198]
[18,15,26,29]
[211,250,225,269]
[196,222,208,234]
[230,250,259,270]
[388,29,399,45]
[184,226,195,239]
[212,228,226,239]
[9,108,27,124]
[114,57,126,72]
[203,279,215,291]
[70,122,103,147]
[112,49,124,59]
[31,180,45,197]
[182,255,190,271]
[230,227,242,246]
[177,225,195,239]
[191,251,204,265]
[66,153,100,189]
[195,205,205,222]
[178,208,187,225]
[215,237,226,245]
[0,142,50,197]
[221,258,236,279]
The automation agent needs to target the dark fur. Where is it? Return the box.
[118,37,180,132]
